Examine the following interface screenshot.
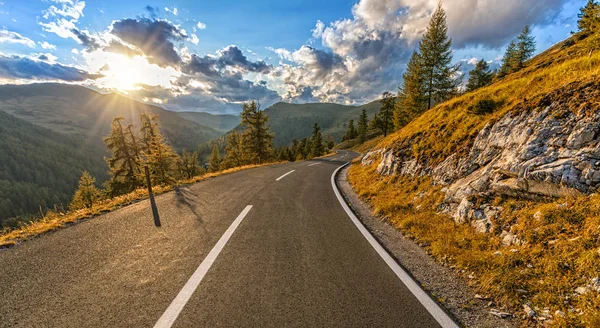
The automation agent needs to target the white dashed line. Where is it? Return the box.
[275,170,295,181]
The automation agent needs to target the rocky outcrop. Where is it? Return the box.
[363,80,600,234]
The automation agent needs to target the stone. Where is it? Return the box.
[524,303,537,318]
[575,286,589,295]
[502,232,519,246]
[453,198,473,224]
[554,310,565,317]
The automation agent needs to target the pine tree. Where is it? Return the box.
[378,92,395,137]
[368,113,380,131]
[241,101,275,164]
[104,117,142,196]
[396,50,427,126]
[139,113,179,186]
[344,119,357,140]
[209,144,221,172]
[498,41,518,77]
[70,171,101,210]
[514,25,536,70]
[578,0,600,33]
[466,59,493,92]
[325,133,335,150]
[223,131,245,168]
[178,151,199,179]
[357,109,368,143]
[419,2,460,110]
[303,137,312,158]
[310,123,325,157]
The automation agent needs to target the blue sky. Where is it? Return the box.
[0,0,586,114]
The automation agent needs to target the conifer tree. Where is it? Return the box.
[514,25,536,70]
[241,101,275,164]
[344,119,357,140]
[70,171,101,210]
[303,137,312,158]
[498,41,518,77]
[139,113,179,186]
[104,117,142,196]
[325,133,335,150]
[209,144,221,172]
[368,113,380,131]
[396,50,427,126]
[178,151,199,179]
[419,2,460,110]
[310,123,325,157]
[466,59,494,92]
[357,109,368,143]
[578,0,600,33]
[223,131,245,168]
[378,92,395,137]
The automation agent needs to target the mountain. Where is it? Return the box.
[0,110,108,226]
[261,99,382,146]
[175,111,240,133]
[0,83,223,151]
[349,35,600,324]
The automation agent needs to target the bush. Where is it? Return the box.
[467,98,503,115]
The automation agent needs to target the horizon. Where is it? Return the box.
[0,0,585,114]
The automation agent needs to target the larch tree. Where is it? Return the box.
[209,144,221,172]
[139,113,179,186]
[419,2,460,110]
[344,119,357,141]
[241,101,274,164]
[103,117,142,196]
[178,151,199,179]
[378,92,395,137]
[357,109,368,143]
[578,0,600,33]
[70,171,101,210]
[310,123,325,157]
[223,131,245,169]
[466,59,494,92]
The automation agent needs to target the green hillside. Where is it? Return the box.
[0,83,223,151]
[261,99,382,146]
[0,111,108,226]
[175,111,240,133]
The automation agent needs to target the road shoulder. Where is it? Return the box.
[336,165,519,328]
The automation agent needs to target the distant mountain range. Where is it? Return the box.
[0,82,382,223]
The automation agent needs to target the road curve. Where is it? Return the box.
[0,151,457,328]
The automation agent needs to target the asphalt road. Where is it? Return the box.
[0,151,456,328]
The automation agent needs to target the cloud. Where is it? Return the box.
[110,18,187,67]
[42,0,85,20]
[71,28,100,49]
[216,45,271,73]
[0,55,101,81]
[196,21,206,30]
[0,29,35,47]
[190,33,199,45]
[164,6,178,16]
[38,41,57,50]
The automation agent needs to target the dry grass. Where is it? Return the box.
[0,162,280,248]
[348,38,600,327]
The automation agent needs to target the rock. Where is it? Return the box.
[554,310,565,317]
[493,251,502,256]
[533,210,542,220]
[524,303,537,318]
[490,309,512,319]
[502,232,520,246]
[575,286,589,295]
[453,198,473,224]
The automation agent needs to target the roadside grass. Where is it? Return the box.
[347,37,600,327]
[348,162,600,326]
[0,162,280,248]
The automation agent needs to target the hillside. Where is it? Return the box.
[0,111,108,227]
[262,99,382,146]
[0,83,223,151]
[175,111,240,133]
[349,35,600,326]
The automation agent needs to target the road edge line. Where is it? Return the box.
[331,163,460,328]
[153,205,253,328]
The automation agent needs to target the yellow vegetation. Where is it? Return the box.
[348,37,600,327]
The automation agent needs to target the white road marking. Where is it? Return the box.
[330,163,460,328]
[153,205,253,328]
[275,170,295,181]
[308,162,322,167]
[329,158,337,161]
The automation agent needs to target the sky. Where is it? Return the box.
[0,0,585,114]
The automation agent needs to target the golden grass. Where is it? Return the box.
[0,162,281,248]
[348,38,600,326]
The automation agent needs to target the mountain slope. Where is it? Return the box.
[0,83,223,151]
[349,36,600,326]
[262,100,382,146]
[0,111,108,226]
[175,111,240,133]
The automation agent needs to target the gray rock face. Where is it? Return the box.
[362,81,600,235]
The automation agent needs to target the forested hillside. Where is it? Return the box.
[261,100,382,146]
[175,111,240,133]
[0,83,223,151]
[0,111,108,227]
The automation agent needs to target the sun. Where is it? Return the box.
[102,55,144,91]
